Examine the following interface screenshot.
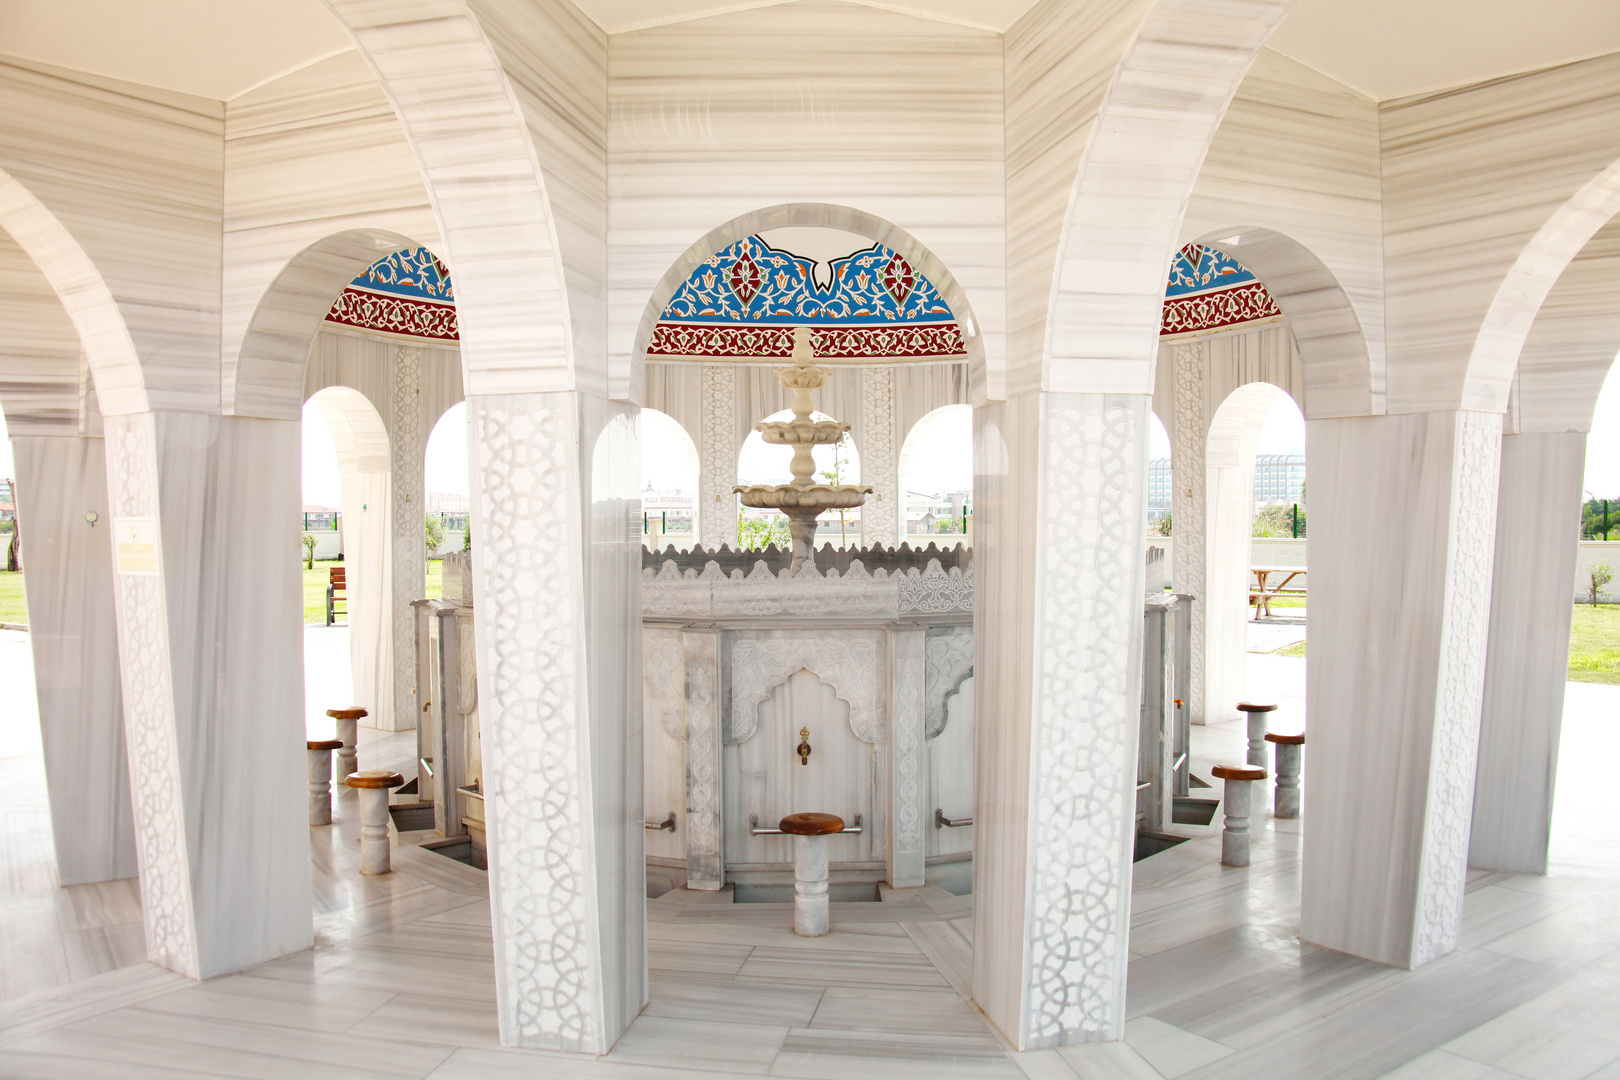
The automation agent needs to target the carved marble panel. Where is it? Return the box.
[923,627,975,739]
[728,632,884,745]
[861,365,899,545]
[698,364,736,549]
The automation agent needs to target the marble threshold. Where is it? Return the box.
[0,667,1616,1078]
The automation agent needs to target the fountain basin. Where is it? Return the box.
[757,419,849,446]
[735,484,870,510]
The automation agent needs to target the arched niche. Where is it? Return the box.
[640,407,699,547]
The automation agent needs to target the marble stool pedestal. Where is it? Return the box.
[1237,702,1277,768]
[1212,763,1267,867]
[1265,732,1305,819]
[306,739,343,826]
[346,770,404,875]
[779,813,845,936]
[326,707,367,788]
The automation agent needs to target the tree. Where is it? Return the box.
[1590,561,1612,606]
[1582,497,1618,540]
[302,533,318,569]
[737,515,791,551]
[425,513,445,556]
[462,521,471,552]
[817,433,854,545]
[1253,502,1306,538]
[1148,511,1172,537]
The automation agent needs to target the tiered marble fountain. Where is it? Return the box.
[733,327,873,574]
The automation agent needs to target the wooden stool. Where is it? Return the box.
[306,739,343,826]
[1237,702,1277,768]
[326,707,367,784]
[346,770,404,875]
[1212,763,1267,867]
[779,813,844,937]
[1265,732,1305,819]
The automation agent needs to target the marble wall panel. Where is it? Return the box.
[1380,52,1620,414]
[607,1,1005,403]
[0,56,224,415]
[1182,49,1385,418]
[222,50,442,415]
[1472,432,1585,874]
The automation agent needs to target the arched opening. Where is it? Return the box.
[305,387,391,735]
[640,408,698,551]
[1147,410,1172,544]
[425,402,470,565]
[899,405,971,547]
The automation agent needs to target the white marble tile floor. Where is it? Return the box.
[0,641,1617,1077]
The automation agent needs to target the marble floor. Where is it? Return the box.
[0,637,1616,1078]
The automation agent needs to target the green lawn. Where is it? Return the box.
[0,570,25,624]
[301,560,442,625]
[1569,603,1620,684]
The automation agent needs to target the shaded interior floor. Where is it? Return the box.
[1,641,1617,1077]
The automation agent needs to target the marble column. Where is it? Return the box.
[13,433,136,885]
[1302,410,1502,969]
[886,626,927,889]
[698,364,737,550]
[102,411,309,979]
[1169,342,1209,723]
[682,629,724,891]
[390,344,426,733]
[1204,388,1274,728]
[973,392,1147,1048]
[1470,431,1585,874]
[861,366,899,547]
[468,392,643,1053]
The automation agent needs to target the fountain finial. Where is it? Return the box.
[734,327,872,574]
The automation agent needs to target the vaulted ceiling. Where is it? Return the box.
[0,0,1615,103]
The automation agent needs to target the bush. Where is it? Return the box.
[302,533,317,569]
[425,513,445,556]
[737,516,791,551]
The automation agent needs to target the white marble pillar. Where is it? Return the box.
[102,411,309,979]
[1470,431,1585,874]
[1169,343,1209,723]
[468,392,644,1053]
[1302,410,1502,969]
[682,629,724,891]
[1205,385,1276,728]
[886,626,927,889]
[973,393,1148,1048]
[861,366,899,546]
[698,364,737,550]
[390,344,426,733]
[792,833,831,936]
[13,434,136,886]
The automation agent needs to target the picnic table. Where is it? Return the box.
[1250,565,1305,618]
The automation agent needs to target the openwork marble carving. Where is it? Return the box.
[103,413,198,977]
[861,366,898,545]
[1170,343,1206,722]
[1024,395,1145,1046]
[470,396,598,1052]
[698,365,737,549]
[924,628,975,738]
[393,345,425,732]
[642,557,972,621]
[1414,411,1502,965]
[729,634,883,745]
[890,629,927,880]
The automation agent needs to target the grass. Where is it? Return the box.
[0,570,25,624]
[1274,640,1307,659]
[301,559,443,625]
[1568,603,1620,684]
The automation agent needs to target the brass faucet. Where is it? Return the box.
[797,727,812,765]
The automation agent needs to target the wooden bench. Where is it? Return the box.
[326,566,347,625]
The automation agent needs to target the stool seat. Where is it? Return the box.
[346,770,404,790]
[1212,763,1267,781]
[779,812,845,835]
[1236,702,1277,713]
[307,738,344,751]
[1265,732,1305,745]
[327,707,368,720]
